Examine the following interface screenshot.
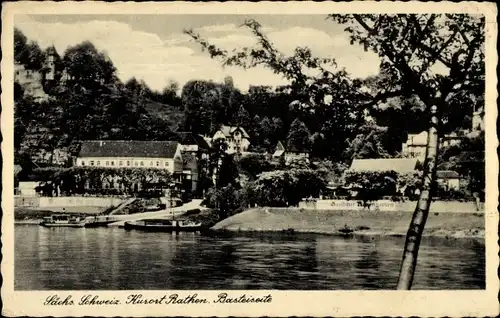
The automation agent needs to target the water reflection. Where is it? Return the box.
[15,226,485,290]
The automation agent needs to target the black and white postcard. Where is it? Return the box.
[1,1,498,317]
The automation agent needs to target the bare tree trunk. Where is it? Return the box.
[397,105,440,290]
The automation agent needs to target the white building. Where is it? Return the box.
[402,131,466,160]
[76,140,184,174]
[212,125,250,154]
[272,141,310,165]
[436,170,462,190]
[401,131,428,160]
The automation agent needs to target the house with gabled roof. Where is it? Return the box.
[173,132,211,162]
[436,170,462,190]
[212,125,250,154]
[272,141,310,164]
[76,140,184,174]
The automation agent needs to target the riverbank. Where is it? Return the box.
[211,208,485,239]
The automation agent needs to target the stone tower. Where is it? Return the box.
[45,46,57,81]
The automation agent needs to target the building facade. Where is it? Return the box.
[76,140,184,174]
[402,131,468,160]
[272,141,310,165]
[212,125,250,154]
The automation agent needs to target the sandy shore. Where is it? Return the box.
[211,208,485,239]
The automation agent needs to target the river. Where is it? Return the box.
[15,225,485,290]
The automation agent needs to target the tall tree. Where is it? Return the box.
[62,41,117,89]
[181,79,221,135]
[330,14,484,289]
[287,118,311,152]
[233,105,251,128]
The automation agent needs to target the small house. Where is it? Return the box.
[436,170,461,190]
[212,125,250,154]
[272,141,310,164]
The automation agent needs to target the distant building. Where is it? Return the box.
[181,153,199,194]
[401,131,427,160]
[436,170,461,190]
[402,130,467,160]
[212,125,250,154]
[174,132,211,159]
[172,132,212,195]
[76,140,184,175]
[272,141,310,165]
[349,158,422,174]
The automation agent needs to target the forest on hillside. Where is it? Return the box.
[14,25,483,168]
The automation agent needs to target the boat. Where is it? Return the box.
[124,219,202,232]
[39,214,87,228]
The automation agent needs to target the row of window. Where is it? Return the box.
[81,160,170,167]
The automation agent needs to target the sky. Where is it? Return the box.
[15,14,382,92]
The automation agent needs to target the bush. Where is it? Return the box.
[248,169,326,207]
[344,170,398,202]
[23,166,173,197]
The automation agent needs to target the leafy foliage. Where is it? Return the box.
[344,170,398,201]
[250,169,326,207]
[24,167,173,196]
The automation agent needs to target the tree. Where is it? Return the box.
[185,20,368,161]
[181,79,221,134]
[330,14,484,289]
[62,41,118,89]
[14,28,45,70]
[233,105,251,128]
[344,124,390,160]
[344,170,398,203]
[287,118,311,153]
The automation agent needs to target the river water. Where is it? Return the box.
[15,225,485,290]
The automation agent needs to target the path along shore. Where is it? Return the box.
[211,207,485,239]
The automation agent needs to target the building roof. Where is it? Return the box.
[219,125,250,139]
[436,170,460,179]
[349,158,421,174]
[174,132,210,150]
[78,140,179,158]
[272,141,286,157]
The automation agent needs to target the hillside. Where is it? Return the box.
[142,99,185,132]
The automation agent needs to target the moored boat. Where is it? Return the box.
[39,214,87,228]
[124,219,202,232]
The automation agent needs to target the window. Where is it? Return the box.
[81,161,85,166]
[140,161,144,166]
[106,161,109,166]
[119,161,123,166]
[111,161,114,166]
[164,161,169,167]
[96,161,100,166]
[156,161,160,167]
[90,161,94,166]
[126,161,130,166]
[134,162,139,166]
[150,161,153,166]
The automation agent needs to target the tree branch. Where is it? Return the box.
[361,89,405,109]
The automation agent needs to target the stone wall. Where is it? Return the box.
[298,199,483,213]
[15,196,124,208]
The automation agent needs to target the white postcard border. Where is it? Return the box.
[2,1,498,317]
